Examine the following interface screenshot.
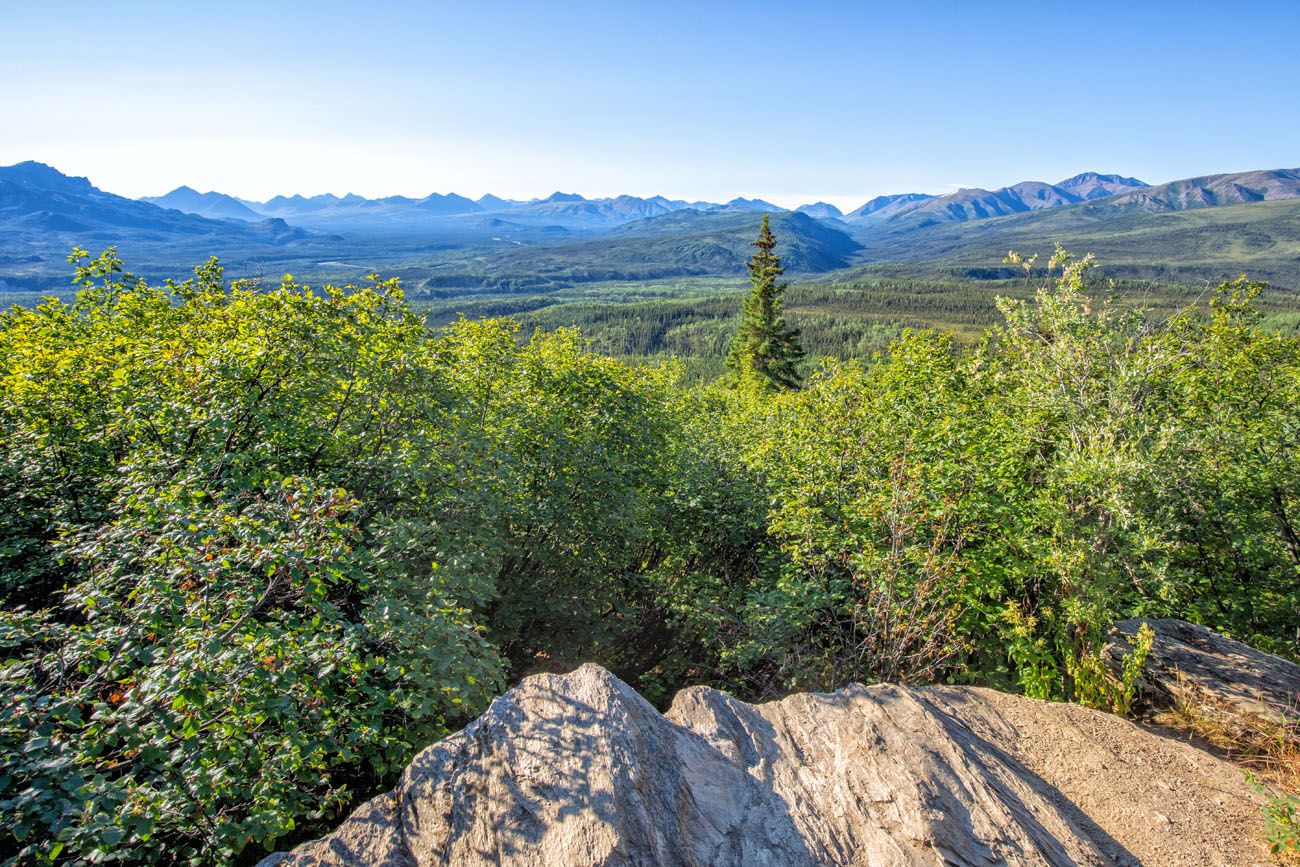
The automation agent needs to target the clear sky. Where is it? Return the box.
[4,0,1298,210]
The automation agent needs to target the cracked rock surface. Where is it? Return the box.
[264,641,1266,866]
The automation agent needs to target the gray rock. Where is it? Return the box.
[669,683,1110,865]
[1106,617,1300,720]
[265,660,1264,866]
[925,685,1263,867]
[265,664,812,866]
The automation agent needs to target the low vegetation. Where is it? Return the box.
[4,238,1300,863]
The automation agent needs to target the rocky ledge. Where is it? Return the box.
[264,621,1299,866]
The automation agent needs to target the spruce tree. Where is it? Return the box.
[726,214,804,390]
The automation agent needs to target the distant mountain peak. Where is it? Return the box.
[1055,172,1149,200]
[1,160,95,193]
[7,160,72,178]
[141,185,265,222]
[541,192,586,203]
[1058,171,1146,185]
[796,202,844,219]
[723,197,785,213]
[843,193,935,222]
[414,192,482,214]
[477,193,516,210]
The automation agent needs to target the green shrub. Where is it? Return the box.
[711,251,1300,699]
[0,251,506,863]
[0,249,750,862]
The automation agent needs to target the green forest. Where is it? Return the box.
[4,240,1300,864]
[413,267,1300,384]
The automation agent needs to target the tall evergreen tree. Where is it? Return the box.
[726,214,804,390]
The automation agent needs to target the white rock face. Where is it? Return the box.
[264,660,1264,866]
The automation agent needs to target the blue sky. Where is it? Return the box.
[4,0,1297,209]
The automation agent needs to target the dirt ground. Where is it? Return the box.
[929,686,1269,866]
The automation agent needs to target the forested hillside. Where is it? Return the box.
[3,248,1300,863]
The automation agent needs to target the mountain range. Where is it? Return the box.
[142,186,791,232]
[857,168,1300,256]
[844,169,1300,287]
[4,160,1300,292]
[139,185,264,221]
[1080,169,1300,214]
[855,173,1151,229]
[138,175,1151,233]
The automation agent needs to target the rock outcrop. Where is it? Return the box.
[264,655,1266,866]
[264,665,812,867]
[1106,617,1300,720]
[670,683,1109,865]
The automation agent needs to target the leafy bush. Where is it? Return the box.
[1070,622,1154,715]
[717,333,985,694]
[710,250,1300,700]
[0,249,752,863]
[1249,773,1300,858]
[0,252,501,862]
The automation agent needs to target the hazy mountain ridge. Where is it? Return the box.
[250,190,483,225]
[493,193,683,226]
[0,161,306,243]
[486,193,788,226]
[132,172,1156,235]
[142,186,264,222]
[138,183,796,232]
[6,161,1300,292]
[418,210,863,292]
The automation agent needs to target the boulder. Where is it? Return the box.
[263,664,812,866]
[264,662,1264,866]
[1106,617,1300,720]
